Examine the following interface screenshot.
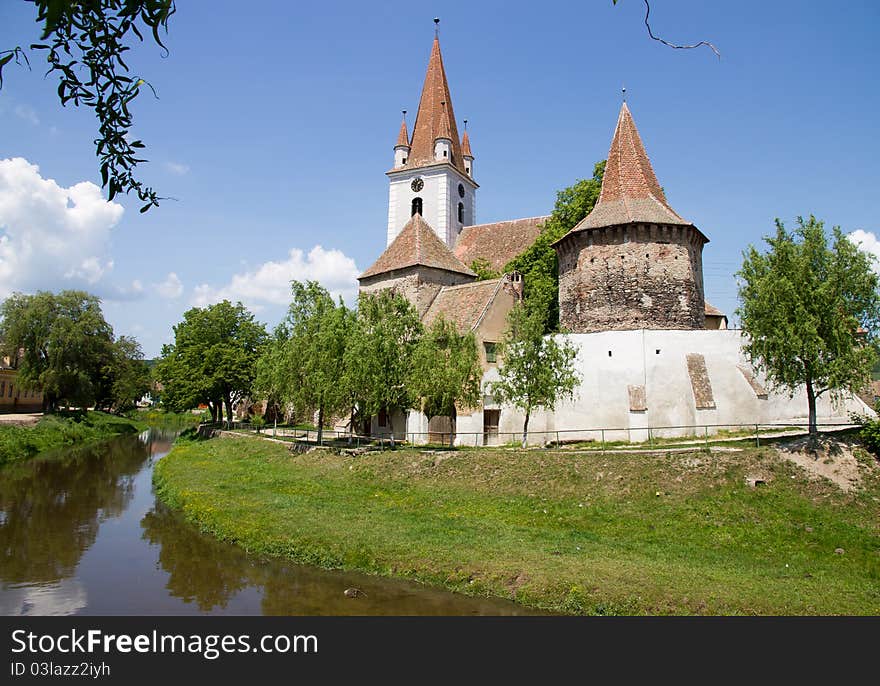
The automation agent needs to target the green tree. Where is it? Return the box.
[737,215,880,437]
[344,290,423,442]
[0,290,116,411]
[156,301,267,424]
[409,317,482,446]
[259,281,353,444]
[470,258,501,281]
[489,303,579,447]
[2,1,176,212]
[96,335,151,412]
[504,161,604,331]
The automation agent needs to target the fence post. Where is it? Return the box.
[556,431,559,448]
[601,429,606,454]
[648,427,653,448]
[704,425,709,451]
[755,423,759,448]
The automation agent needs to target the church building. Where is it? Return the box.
[358,27,870,444]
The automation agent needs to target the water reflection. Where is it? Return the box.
[0,430,538,615]
[0,437,151,585]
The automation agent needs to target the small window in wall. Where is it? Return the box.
[484,342,497,363]
[656,349,661,355]
[411,197,423,216]
[443,150,448,157]
[458,202,464,223]
[402,157,407,165]
[466,166,471,174]
[378,407,388,427]
[608,351,612,357]
[0,381,5,397]
[8,384,13,398]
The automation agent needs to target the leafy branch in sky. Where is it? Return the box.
[1,1,176,212]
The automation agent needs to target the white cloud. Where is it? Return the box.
[164,161,190,176]
[155,271,183,299]
[14,104,39,126]
[0,157,125,298]
[192,245,360,309]
[848,229,880,275]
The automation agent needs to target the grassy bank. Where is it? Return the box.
[0,411,145,466]
[154,437,880,615]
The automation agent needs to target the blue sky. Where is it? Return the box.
[1,1,879,356]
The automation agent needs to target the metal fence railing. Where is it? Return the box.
[204,420,861,452]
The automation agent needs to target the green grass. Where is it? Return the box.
[154,437,880,615]
[0,410,145,466]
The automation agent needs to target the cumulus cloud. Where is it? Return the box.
[0,157,127,298]
[164,161,190,176]
[192,245,360,309]
[155,272,184,299]
[848,229,880,275]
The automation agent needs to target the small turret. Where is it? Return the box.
[434,101,453,162]
[461,124,474,177]
[394,111,410,168]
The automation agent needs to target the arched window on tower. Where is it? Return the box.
[411,197,423,216]
[458,202,464,224]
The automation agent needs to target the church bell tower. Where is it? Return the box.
[386,21,478,249]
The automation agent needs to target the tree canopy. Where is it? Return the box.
[737,215,880,436]
[0,289,147,411]
[343,290,423,440]
[409,317,482,443]
[156,300,267,423]
[504,161,604,332]
[489,302,579,447]
[255,281,354,443]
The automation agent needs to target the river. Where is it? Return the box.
[0,430,536,615]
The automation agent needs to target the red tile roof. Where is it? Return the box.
[407,36,467,174]
[704,301,725,317]
[422,279,504,333]
[461,130,473,158]
[567,103,693,233]
[395,117,410,148]
[454,216,549,272]
[360,214,476,280]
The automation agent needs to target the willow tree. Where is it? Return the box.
[344,291,422,442]
[489,303,579,447]
[737,216,880,437]
[409,317,482,446]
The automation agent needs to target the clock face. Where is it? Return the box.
[458,183,465,198]
[411,178,424,192]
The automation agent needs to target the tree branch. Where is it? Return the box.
[614,0,721,59]
[643,0,720,57]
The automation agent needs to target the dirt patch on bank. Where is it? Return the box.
[775,436,874,492]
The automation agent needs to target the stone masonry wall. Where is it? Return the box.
[556,223,706,332]
[359,266,473,317]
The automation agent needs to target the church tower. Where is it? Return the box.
[387,24,478,248]
[553,102,709,332]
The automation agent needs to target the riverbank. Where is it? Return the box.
[154,437,880,615]
[0,411,146,466]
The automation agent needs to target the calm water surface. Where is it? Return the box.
[0,431,536,615]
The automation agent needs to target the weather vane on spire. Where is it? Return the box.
[434,17,440,36]
[622,85,627,103]
[463,119,468,130]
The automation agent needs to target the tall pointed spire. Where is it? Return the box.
[407,32,465,172]
[570,102,691,232]
[395,112,410,148]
